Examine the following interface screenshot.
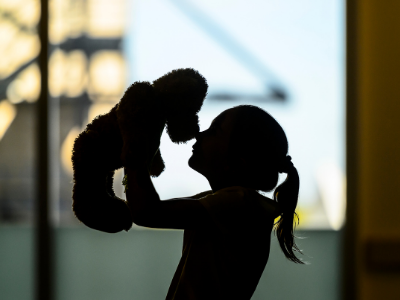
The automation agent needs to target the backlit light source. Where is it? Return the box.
[7,63,41,104]
[88,51,126,102]
[87,0,126,38]
[0,19,40,79]
[316,161,346,230]
[61,126,81,176]
[0,100,17,141]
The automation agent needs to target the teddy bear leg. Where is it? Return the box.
[72,173,132,233]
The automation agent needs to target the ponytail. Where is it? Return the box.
[273,156,304,264]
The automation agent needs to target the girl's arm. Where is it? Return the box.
[124,163,214,230]
[125,163,161,217]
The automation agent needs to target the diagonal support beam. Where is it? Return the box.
[170,0,288,100]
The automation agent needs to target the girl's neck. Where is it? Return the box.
[208,175,244,193]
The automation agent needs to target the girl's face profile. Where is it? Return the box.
[188,108,239,179]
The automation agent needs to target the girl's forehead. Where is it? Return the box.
[211,113,225,125]
[212,108,236,124]
[212,109,240,133]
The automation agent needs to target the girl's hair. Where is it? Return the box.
[227,104,304,264]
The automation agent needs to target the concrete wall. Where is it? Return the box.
[0,227,341,300]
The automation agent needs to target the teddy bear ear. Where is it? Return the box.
[166,114,200,144]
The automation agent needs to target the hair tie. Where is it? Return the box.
[278,155,294,174]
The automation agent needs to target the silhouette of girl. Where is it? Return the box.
[124,104,303,300]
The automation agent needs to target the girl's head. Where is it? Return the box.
[189,104,303,264]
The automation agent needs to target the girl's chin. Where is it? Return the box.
[188,154,201,170]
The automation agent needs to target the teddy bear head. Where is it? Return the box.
[152,68,208,143]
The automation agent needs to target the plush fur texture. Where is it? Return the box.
[72,68,208,233]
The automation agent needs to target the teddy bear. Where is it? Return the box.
[71,68,208,233]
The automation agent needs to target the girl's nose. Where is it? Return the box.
[194,130,203,141]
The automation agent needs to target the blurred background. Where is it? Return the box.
[0,0,345,229]
[6,0,399,299]
[1,0,344,299]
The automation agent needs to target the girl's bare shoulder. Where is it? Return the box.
[185,190,214,200]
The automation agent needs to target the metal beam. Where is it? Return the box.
[35,0,54,299]
[170,0,288,101]
[343,0,358,299]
